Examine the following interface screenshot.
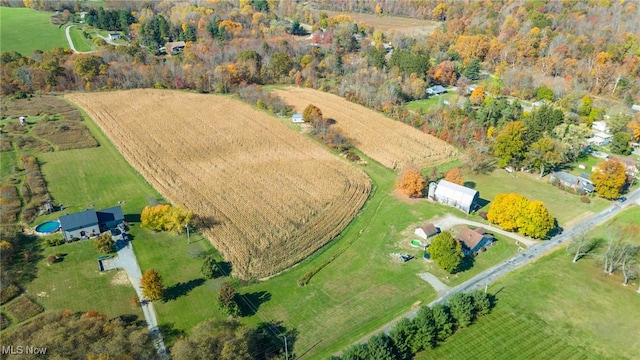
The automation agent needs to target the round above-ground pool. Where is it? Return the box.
[35,220,60,235]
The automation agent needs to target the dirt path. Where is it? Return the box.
[431,213,537,247]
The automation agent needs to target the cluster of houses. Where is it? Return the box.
[58,205,125,241]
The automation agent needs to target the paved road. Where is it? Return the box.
[367,187,640,341]
[111,238,168,359]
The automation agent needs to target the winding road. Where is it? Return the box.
[360,187,640,345]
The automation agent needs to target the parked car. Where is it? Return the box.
[618,197,627,203]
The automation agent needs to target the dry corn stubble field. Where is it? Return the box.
[273,87,457,170]
[66,89,371,279]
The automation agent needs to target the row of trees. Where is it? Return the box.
[334,291,493,359]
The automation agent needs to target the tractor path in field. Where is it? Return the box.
[111,238,168,359]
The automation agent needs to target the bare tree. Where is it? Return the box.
[621,247,639,286]
[566,233,597,263]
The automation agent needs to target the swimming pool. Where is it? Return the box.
[35,220,60,235]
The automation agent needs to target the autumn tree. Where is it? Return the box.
[469,85,485,106]
[590,158,627,199]
[217,283,240,317]
[526,137,562,177]
[429,232,464,273]
[628,118,640,141]
[444,167,464,185]
[302,104,323,123]
[396,165,426,197]
[487,193,555,239]
[493,121,527,168]
[93,232,115,254]
[140,269,164,301]
[141,205,193,233]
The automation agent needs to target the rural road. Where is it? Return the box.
[359,187,640,346]
[111,238,168,359]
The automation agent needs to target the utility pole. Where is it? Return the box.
[185,224,190,244]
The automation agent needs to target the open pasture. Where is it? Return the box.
[273,87,457,170]
[313,10,440,37]
[66,89,371,279]
[0,7,69,55]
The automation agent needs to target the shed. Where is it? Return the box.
[292,114,304,123]
[414,223,439,240]
[433,180,479,214]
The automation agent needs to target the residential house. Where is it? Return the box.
[550,171,594,194]
[631,104,640,112]
[431,179,479,214]
[59,205,124,241]
[108,33,120,40]
[165,41,186,55]
[592,121,610,133]
[427,85,447,96]
[455,227,494,255]
[414,223,439,240]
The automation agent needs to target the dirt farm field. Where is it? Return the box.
[66,90,371,279]
[313,10,440,37]
[273,87,457,170]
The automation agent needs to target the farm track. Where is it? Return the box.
[273,87,458,170]
[66,90,371,279]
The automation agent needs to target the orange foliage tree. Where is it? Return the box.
[444,167,464,185]
[590,158,627,200]
[470,86,485,105]
[396,165,426,197]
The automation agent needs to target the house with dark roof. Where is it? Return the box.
[550,171,594,194]
[59,205,124,241]
[455,227,494,255]
[427,85,447,96]
[414,223,439,240]
[430,180,479,214]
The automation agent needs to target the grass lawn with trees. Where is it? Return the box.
[463,168,609,226]
[16,240,143,322]
[405,93,456,113]
[0,7,69,55]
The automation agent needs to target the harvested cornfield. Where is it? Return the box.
[273,87,457,170]
[66,89,370,279]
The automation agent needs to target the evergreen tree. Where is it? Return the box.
[463,57,481,80]
[449,292,475,328]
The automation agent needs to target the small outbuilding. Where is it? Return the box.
[432,179,479,214]
[292,114,304,123]
[455,227,494,255]
[414,223,439,240]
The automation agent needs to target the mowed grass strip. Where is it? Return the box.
[67,89,371,279]
[273,87,457,170]
[0,7,69,55]
[68,25,95,52]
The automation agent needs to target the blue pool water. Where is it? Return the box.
[35,220,60,234]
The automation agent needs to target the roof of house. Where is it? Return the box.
[96,205,124,224]
[632,104,640,111]
[418,223,438,237]
[455,227,490,251]
[579,172,592,182]
[428,85,447,94]
[434,180,478,206]
[59,209,99,231]
[552,171,594,192]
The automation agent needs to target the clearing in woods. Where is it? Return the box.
[312,10,440,37]
[66,89,371,279]
[273,87,457,170]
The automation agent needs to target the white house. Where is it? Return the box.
[632,104,640,112]
[291,114,304,123]
[427,85,447,96]
[592,121,610,133]
[108,33,121,40]
[432,179,479,214]
[588,132,613,146]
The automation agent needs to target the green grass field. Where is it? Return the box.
[463,168,610,226]
[68,25,95,52]
[0,7,69,54]
[15,240,144,322]
[416,207,640,360]
[405,93,456,112]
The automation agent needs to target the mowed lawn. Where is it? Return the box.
[416,207,640,360]
[464,169,610,226]
[240,159,448,358]
[20,240,143,322]
[0,7,69,54]
[405,93,456,112]
[68,25,95,52]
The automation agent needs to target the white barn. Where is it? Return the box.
[433,179,479,214]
